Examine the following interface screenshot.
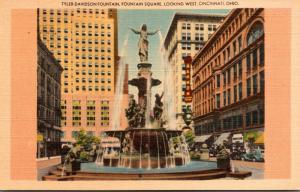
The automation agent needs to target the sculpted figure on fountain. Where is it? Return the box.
[153,92,164,121]
[125,95,146,128]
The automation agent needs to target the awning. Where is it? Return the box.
[232,133,244,143]
[194,135,212,143]
[244,131,263,142]
[214,132,231,145]
[254,134,264,144]
[100,137,120,148]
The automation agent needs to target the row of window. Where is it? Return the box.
[42,9,108,15]
[181,43,203,51]
[194,19,263,75]
[194,108,264,135]
[181,33,206,41]
[65,70,111,76]
[181,23,217,31]
[73,78,111,83]
[74,63,112,68]
[63,86,112,93]
[47,41,112,49]
[61,100,109,105]
[43,35,112,44]
[215,71,264,108]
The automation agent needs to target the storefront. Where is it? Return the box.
[214,132,231,146]
[194,134,213,148]
[244,130,264,152]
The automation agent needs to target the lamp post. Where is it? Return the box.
[182,105,193,132]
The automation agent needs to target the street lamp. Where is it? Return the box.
[182,105,193,132]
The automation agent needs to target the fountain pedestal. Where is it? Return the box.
[128,63,161,107]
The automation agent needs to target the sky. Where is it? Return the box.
[117,9,230,100]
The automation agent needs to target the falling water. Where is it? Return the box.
[161,131,168,168]
[155,131,161,169]
[117,135,122,167]
[139,131,143,169]
[129,132,135,168]
[176,133,185,165]
[181,134,191,165]
[145,75,152,128]
[158,31,176,129]
[147,130,151,169]
[111,34,129,130]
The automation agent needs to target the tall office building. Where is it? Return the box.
[192,9,264,147]
[164,13,224,130]
[37,37,63,158]
[38,9,128,142]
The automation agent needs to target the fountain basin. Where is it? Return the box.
[102,128,186,169]
[103,155,186,169]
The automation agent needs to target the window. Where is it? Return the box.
[208,24,212,31]
[227,69,231,85]
[253,74,258,94]
[260,71,265,93]
[238,82,243,100]
[252,110,258,125]
[227,47,230,61]
[237,115,243,128]
[259,44,264,66]
[223,91,226,106]
[252,49,258,69]
[238,60,242,78]
[246,112,251,127]
[238,35,242,52]
[246,54,251,73]
[247,78,251,96]
[259,108,264,124]
[216,94,220,108]
[223,51,226,64]
[233,41,237,55]
[227,89,231,105]
[233,64,237,80]
[216,74,220,88]
[234,85,237,102]
[247,21,264,45]
[222,73,226,88]
[186,33,191,40]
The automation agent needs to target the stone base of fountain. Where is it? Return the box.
[103,128,187,168]
[103,155,185,169]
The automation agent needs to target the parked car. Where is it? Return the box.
[241,149,264,162]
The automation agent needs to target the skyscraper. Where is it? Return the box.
[164,13,224,130]
[38,8,127,142]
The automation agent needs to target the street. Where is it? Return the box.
[208,157,264,179]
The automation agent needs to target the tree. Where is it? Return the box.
[183,130,195,149]
[75,129,100,151]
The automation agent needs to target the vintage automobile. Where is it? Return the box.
[241,148,264,162]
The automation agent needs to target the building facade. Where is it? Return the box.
[37,38,63,158]
[38,9,128,142]
[164,13,225,130]
[192,9,264,147]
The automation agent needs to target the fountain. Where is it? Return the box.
[44,24,252,181]
[101,24,186,169]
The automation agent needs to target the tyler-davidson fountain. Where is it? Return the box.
[100,25,190,169]
[43,24,252,181]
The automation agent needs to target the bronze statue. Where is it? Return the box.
[130,24,159,63]
[153,92,164,120]
[125,95,146,128]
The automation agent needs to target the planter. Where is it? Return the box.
[66,160,81,172]
[217,158,230,171]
